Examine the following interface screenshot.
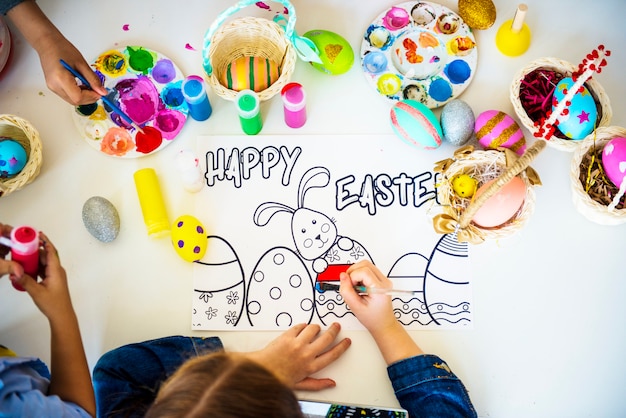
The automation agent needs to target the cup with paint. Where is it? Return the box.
[281,82,307,129]
[133,168,170,238]
[181,76,212,122]
[236,89,262,135]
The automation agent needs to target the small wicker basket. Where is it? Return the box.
[433,140,546,244]
[570,126,626,225]
[0,114,43,198]
[510,57,612,152]
[202,0,298,102]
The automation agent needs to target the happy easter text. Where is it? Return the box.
[204,146,439,215]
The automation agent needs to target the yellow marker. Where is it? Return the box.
[495,4,532,57]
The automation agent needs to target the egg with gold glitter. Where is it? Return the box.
[458,0,497,30]
[171,215,208,262]
[452,174,478,198]
[475,110,526,155]
[303,29,354,75]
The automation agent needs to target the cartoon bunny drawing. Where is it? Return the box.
[252,166,374,326]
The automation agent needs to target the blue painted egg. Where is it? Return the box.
[552,77,598,140]
[171,215,207,262]
[390,99,443,149]
[0,139,28,178]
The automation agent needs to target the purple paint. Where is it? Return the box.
[152,59,176,84]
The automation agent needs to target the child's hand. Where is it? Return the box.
[12,232,75,323]
[0,223,24,280]
[248,322,351,391]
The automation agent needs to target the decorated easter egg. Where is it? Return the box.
[601,137,626,188]
[441,99,475,145]
[82,196,120,242]
[472,176,526,228]
[220,56,280,92]
[0,139,27,178]
[475,110,526,155]
[451,174,478,198]
[171,215,207,262]
[390,99,443,149]
[552,77,598,140]
[303,29,354,75]
[458,0,497,30]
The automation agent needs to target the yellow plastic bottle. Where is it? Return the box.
[134,168,170,238]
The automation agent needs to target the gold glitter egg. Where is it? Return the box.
[458,0,497,30]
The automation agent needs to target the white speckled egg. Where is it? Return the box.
[171,215,207,262]
[552,77,598,140]
[82,196,120,242]
[440,99,475,146]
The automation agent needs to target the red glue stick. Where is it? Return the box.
[10,225,39,291]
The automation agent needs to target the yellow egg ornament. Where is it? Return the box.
[452,174,478,198]
[171,215,208,262]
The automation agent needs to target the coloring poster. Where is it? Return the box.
[192,135,473,330]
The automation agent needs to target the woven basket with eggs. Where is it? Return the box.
[202,0,298,102]
[510,49,612,152]
[432,140,546,244]
[0,114,42,198]
[570,126,626,225]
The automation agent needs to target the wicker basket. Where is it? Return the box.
[570,126,626,225]
[433,140,546,244]
[0,115,43,198]
[202,0,298,102]
[510,57,612,152]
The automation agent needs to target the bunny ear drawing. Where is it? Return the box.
[297,167,330,208]
[253,202,296,226]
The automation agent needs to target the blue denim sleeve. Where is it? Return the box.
[387,354,477,418]
[1,0,25,16]
[93,335,223,418]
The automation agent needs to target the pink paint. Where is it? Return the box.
[255,2,270,10]
[115,76,160,125]
[185,43,196,51]
[154,109,186,140]
[122,24,130,31]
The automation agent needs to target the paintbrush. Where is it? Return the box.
[59,59,145,134]
[318,282,418,296]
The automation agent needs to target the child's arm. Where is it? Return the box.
[13,232,96,417]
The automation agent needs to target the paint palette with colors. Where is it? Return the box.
[71,46,189,158]
[360,1,478,108]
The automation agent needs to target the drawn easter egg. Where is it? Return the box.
[171,215,207,262]
[247,247,314,329]
[221,56,280,92]
[82,196,120,243]
[601,137,626,188]
[303,29,354,75]
[193,236,246,329]
[422,233,472,326]
[440,99,475,145]
[458,0,497,30]
[387,252,428,326]
[0,139,27,178]
[552,77,598,140]
[475,110,527,155]
[390,99,443,149]
[472,177,526,228]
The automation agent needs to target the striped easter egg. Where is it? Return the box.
[475,110,526,155]
[390,99,443,149]
[220,56,280,93]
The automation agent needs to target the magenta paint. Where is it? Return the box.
[115,76,159,125]
[281,82,307,128]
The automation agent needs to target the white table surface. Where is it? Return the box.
[1,1,625,416]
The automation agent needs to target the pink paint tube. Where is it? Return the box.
[281,82,307,128]
[10,225,39,291]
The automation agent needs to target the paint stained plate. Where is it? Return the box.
[360,1,477,108]
[71,46,188,158]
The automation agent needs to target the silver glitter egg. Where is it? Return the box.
[440,99,475,146]
[82,196,120,243]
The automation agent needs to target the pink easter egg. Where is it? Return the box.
[475,110,526,155]
[601,137,626,189]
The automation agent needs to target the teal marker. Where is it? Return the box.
[236,90,262,135]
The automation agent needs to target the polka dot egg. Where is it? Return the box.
[171,215,207,262]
